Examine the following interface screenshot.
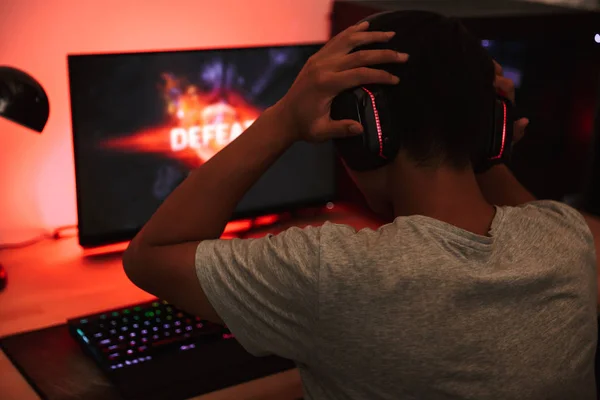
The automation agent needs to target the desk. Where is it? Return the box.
[0,207,381,400]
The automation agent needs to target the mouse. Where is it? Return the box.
[0,263,7,291]
[0,66,50,132]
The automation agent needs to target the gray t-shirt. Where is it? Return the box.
[195,200,598,399]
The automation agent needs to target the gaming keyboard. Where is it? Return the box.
[68,299,234,371]
[68,299,294,400]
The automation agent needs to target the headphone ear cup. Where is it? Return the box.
[352,86,397,159]
[360,86,389,157]
[331,89,362,125]
[331,88,368,150]
[331,89,369,170]
[474,96,515,172]
[332,88,392,171]
[490,97,514,161]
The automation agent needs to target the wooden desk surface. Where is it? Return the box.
[0,207,381,400]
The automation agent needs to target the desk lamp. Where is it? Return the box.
[0,66,50,291]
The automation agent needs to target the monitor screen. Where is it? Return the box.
[68,44,333,247]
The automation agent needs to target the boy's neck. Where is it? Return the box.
[390,163,496,236]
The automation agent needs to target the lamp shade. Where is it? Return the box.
[0,66,49,133]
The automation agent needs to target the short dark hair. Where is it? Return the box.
[362,11,496,169]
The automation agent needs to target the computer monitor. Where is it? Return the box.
[68,43,332,248]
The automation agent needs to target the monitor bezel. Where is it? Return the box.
[67,42,329,248]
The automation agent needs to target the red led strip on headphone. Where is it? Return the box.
[490,101,507,160]
[361,87,386,159]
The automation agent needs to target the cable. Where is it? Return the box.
[0,225,78,250]
[51,225,78,239]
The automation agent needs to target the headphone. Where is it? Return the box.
[331,13,515,172]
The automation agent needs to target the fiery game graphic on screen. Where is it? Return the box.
[101,73,262,168]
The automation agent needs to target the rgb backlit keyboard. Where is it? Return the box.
[68,299,234,371]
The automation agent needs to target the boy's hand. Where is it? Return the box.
[275,21,409,143]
